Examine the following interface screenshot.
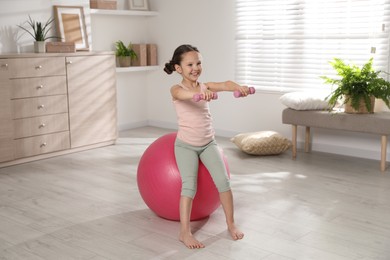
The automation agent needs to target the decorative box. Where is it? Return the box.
[147,44,157,66]
[46,42,76,53]
[132,44,147,66]
[90,0,117,10]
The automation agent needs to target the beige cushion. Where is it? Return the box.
[231,131,292,155]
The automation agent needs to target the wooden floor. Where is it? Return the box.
[0,126,390,260]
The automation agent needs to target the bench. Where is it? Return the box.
[282,108,390,172]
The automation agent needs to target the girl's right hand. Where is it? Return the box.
[203,90,216,101]
[193,91,218,102]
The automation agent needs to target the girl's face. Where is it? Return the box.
[175,51,202,82]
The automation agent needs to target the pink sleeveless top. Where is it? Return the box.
[173,83,215,146]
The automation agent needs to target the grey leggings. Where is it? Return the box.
[174,138,231,198]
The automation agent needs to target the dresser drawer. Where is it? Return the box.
[14,131,70,158]
[8,57,66,78]
[14,113,69,139]
[12,95,68,119]
[11,76,67,99]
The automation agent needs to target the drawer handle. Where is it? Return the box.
[37,104,45,109]
[35,65,42,70]
[40,142,47,148]
[39,123,46,128]
[66,61,73,65]
[37,85,44,89]
[1,63,8,68]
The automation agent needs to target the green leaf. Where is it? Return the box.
[17,15,58,42]
[115,40,138,60]
[321,57,390,111]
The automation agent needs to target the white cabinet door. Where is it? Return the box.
[67,54,117,148]
[0,60,14,162]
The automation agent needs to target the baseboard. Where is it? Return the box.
[213,128,240,138]
[298,141,386,161]
[145,120,177,131]
[119,120,177,132]
[118,121,149,131]
[119,121,386,161]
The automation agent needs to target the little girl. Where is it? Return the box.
[164,44,249,249]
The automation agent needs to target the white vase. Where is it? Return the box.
[34,41,45,53]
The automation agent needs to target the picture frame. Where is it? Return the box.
[53,5,89,51]
[129,0,149,11]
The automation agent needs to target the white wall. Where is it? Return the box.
[146,0,283,134]
[90,9,151,130]
[146,0,389,162]
[0,0,388,162]
[0,0,91,53]
[0,0,54,53]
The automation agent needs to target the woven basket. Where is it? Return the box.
[344,95,375,114]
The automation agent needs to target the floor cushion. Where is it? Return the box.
[231,131,292,155]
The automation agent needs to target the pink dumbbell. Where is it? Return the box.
[193,92,218,102]
[234,87,256,98]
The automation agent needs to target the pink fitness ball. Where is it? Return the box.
[137,132,230,221]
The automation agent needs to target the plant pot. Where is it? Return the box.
[34,41,45,53]
[344,95,375,114]
[117,56,131,67]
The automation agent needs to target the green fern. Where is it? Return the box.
[321,58,390,111]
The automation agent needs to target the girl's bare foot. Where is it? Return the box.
[179,232,205,249]
[228,224,244,240]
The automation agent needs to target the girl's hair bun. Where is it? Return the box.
[164,61,175,74]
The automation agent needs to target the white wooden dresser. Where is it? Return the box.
[0,52,117,167]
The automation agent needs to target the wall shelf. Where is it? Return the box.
[90,9,158,16]
[116,66,159,73]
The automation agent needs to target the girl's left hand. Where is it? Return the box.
[235,85,250,97]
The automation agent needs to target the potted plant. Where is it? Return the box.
[18,15,58,53]
[115,40,137,67]
[322,57,390,113]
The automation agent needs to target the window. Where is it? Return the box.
[235,0,390,93]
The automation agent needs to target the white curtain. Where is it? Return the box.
[235,0,390,93]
